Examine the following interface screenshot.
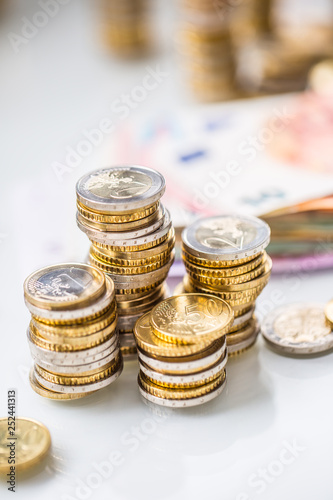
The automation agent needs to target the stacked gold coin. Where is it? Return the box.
[76,166,175,357]
[24,263,122,400]
[134,294,234,407]
[100,0,151,56]
[229,0,272,48]
[177,0,236,101]
[178,215,272,356]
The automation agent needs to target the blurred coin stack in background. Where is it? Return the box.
[24,264,122,399]
[100,0,152,56]
[229,0,272,48]
[177,0,236,101]
[76,166,175,358]
[134,294,233,407]
[177,215,271,356]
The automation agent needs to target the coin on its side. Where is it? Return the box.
[261,303,333,355]
[0,417,51,472]
[150,294,234,344]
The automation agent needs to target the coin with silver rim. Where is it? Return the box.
[24,263,105,311]
[182,214,270,261]
[76,166,166,212]
[261,303,333,355]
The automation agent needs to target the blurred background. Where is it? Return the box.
[2,0,333,281]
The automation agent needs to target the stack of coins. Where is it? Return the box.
[229,0,272,48]
[76,166,175,358]
[134,294,234,407]
[100,0,151,56]
[177,0,236,101]
[24,263,122,400]
[177,215,271,356]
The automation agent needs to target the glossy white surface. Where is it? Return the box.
[1,1,333,499]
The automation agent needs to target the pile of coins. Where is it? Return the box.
[134,294,234,407]
[177,0,236,101]
[261,302,333,356]
[100,0,151,56]
[24,263,122,400]
[176,214,272,356]
[229,0,272,48]
[76,166,175,358]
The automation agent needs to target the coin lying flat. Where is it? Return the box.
[24,263,105,311]
[261,303,333,355]
[0,417,51,472]
[150,294,234,344]
[182,214,270,262]
[76,166,166,212]
[29,369,93,400]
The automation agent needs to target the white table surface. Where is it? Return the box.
[1,2,333,499]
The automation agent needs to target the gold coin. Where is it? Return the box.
[120,346,137,356]
[92,230,169,252]
[139,370,226,400]
[115,276,167,295]
[24,263,106,311]
[29,369,93,400]
[79,205,163,232]
[118,286,168,316]
[0,417,51,472]
[183,252,265,278]
[150,294,234,345]
[325,299,333,328]
[77,200,159,224]
[185,257,267,286]
[117,284,166,310]
[89,248,172,275]
[141,362,224,389]
[31,301,112,326]
[31,303,117,338]
[227,318,258,345]
[134,311,214,357]
[35,355,120,386]
[182,248,262,268]
[91,235,175,267]
[29,324,116,352]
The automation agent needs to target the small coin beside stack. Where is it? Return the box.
[76,166,175,358]
[179,214,271,356]
[24,263,122,400]
[134,294,234,407]
[177,0,236,101]
[100,0,152,56]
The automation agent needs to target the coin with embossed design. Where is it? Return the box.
[261,303,333,355]
[76,166,165,212]
[182,214,270,262]
[150,294,234,344]
[24,263,105,311]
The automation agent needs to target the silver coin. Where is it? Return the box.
[137,337,227,373]
[25,277,115,322]
[76,166,166,212]
[31,347,120,374]
[108,255,174,286]
[27,329,119,365]
[139,352,227,386]
[182,214,270,261]
[227,325,260,354]
[34,358,123,393]
[78,204,165,239]
[24,263,105,309]
[261,303,333,355]
[230,307,255,330]
[117,314,142,328]
[138,374,227,408]
[77,209,172,247]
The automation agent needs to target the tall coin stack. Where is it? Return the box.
[100,0,151,57]
[24,263,122,400]
[76,166,175,358]
[229,0,272,48]
[134,294,234,407]
[177,0,236,101]
[177,215,271,356]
